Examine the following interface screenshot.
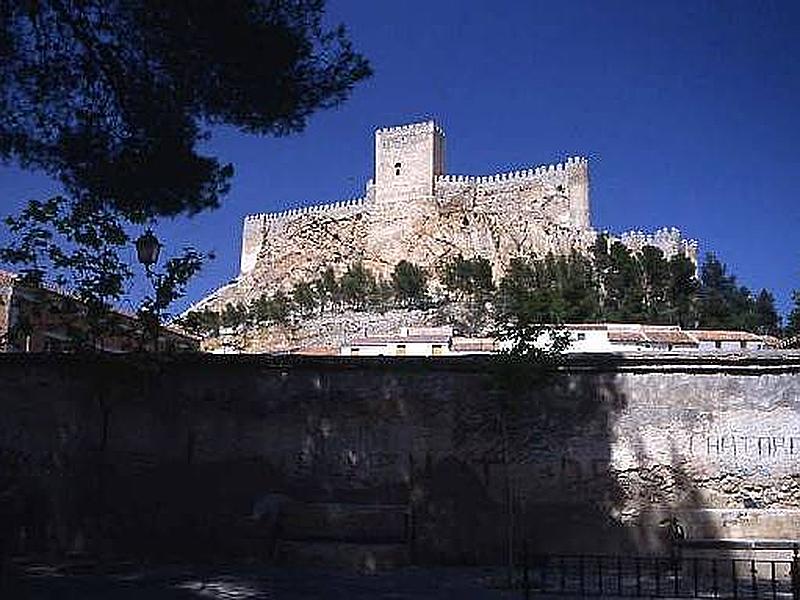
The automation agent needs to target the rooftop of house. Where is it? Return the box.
[345,322,773,352]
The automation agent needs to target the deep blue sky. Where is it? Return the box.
[1,0,798,317]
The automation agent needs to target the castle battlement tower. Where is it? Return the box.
[366,121,447,272]
[373,120,445,203]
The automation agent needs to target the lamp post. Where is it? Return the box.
[135,229,161,274]
[135,228,162,350]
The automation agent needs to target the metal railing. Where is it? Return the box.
[518,544,800,599]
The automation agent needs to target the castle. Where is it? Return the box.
[199,120,696,310]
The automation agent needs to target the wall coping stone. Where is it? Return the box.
[1,351,799,376]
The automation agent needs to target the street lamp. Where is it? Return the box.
[135,228,162,351]
[135,228,161,272]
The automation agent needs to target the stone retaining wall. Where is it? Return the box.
[0,353,798,563]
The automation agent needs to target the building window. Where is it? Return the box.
[396,344,406,356]
[576,333,586,341]
[351,347,360,355]
[740,340,747,349]
[715,341,722,349]
[432,344,443,356]
[394,162,401,176]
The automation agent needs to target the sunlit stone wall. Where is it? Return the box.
[0,353,797,561]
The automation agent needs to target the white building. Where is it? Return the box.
[341,323,771,357]
[686,329,768,351]
[341,326,495,357]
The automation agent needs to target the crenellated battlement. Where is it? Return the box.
[434,156,588,186]
[375,119,445,138]
[244,196,368,223]
[616,227,699,262]
[240,196,369,274]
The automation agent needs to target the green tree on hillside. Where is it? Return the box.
[391,260,428,307]
[697,253,756,330]
[340,262,375,310]
[599,242,645,322]
[251,291,290,325]
[666,255,700,327]
[639,246,670,322]
[753,289,780,337]
[497,253,598,325]
[221,302,247,329]
[441,255,494,298]
[179,309,221,338]
[291,281,317,317]
[784,291,800,339]
[315,267,340,313]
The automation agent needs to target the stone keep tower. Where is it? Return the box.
[373,120,445,202]
[365,121,446,272]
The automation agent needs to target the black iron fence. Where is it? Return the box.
[518,546,800,599]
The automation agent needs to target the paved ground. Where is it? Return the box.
[5,564,522,599]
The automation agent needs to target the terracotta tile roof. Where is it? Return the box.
[563,323,610,330]
[451,337,496,352]
[687,330,763,342]
[642,327,697,345]
[349,334,451,346]
[608,330,648,343]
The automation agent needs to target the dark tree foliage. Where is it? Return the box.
[0,0,372,220]
[441,255,494,298]
[315,266,339,312]
[604,242,645,322]
[369,279,394,313]
[391,260,428,307]
[786,291,800,340]
[666,255,700,327]
[639,245,670,321]
[497,252,599,325]
[251,291,290,325]
[291,281,317,316]
[339,262,375,311]
[696,253,757,330]
[753,289,780,337]
[1,196,130,304]
[196,248,780,346]
[179,309,221,338]
[220,302,248,329]
[499,244,771,334]
[0,194,210,348]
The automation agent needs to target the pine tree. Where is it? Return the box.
[604,242,644,322]
[667,255,699,327]
[639,246,671,322]
[391,261,428,307]
[291,282,317,317]
[753,289,780,336]
[785,291,800,339]
[340,262,376,310]
[441,255,494,298]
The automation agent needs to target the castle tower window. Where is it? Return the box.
[394,162,401,176]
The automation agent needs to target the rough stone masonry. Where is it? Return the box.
[196,120,697,310]
[1,353,798,562]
